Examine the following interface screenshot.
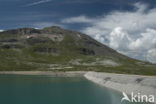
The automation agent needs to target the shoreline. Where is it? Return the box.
[84,72,156,103]
[0,71,86,77]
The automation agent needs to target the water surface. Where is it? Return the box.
[0,75,147,104]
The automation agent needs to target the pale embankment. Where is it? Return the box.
[84,72,156,103]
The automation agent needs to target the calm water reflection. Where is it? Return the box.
[0,75,148,104]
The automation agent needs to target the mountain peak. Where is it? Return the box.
[43,26,62,29]
[42,26,63,33]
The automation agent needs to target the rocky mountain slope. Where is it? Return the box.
[0,26,155,75]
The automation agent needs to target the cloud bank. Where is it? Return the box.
[0,30,4,32]
[62,15,94,23]
[62,3,156,63]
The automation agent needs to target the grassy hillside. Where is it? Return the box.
[0,26,156,75]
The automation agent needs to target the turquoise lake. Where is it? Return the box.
[0,75,147,104]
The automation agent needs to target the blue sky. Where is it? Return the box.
[0,0,155,30]
[0,0,156,63]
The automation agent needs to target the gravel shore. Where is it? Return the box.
[84,72,156,103]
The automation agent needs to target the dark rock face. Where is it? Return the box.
[26,37,52,45]
[0,39,17,42]
[1,45,11,49]
[79,48,95,55]
[1,44,24,49]
[4,28,41,35]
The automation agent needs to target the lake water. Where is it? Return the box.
[0,75,147,104]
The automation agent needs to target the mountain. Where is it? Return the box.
[0,26,155,75]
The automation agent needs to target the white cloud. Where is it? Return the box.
[0,30,4,32]
[109,27,132,50]
[62,3,156,63]
[61,15,94,23]
[147,49,156,63]
[95,34,104,43]
[129,28,156,51]
[24,0,52,7]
